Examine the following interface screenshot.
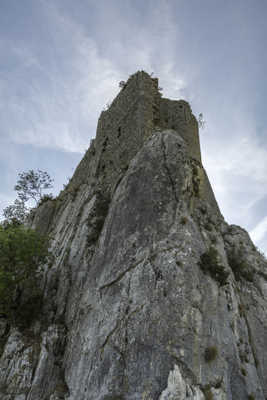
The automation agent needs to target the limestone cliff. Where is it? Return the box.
[1,71,267,400]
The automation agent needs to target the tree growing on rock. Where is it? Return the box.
[198,113,206,129]
[2,199,28,225]
[0,223,51,327]
[2,169,54,224]
[15,169,54,205]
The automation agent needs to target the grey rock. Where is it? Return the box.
[1,71,267,399]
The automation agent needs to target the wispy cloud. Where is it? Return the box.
[250,216,267,243]
[1,0,266,256]
[1,0,186,153]
[0,3,122,152]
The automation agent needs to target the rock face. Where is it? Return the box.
[1,71,267,399]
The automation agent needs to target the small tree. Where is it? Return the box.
[119,80,126,88]
[198,113,206,129]
[2,199,29,225]
[15,169,54,205]
[0,223,51,326]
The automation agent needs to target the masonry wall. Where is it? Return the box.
[70,71,202,198]
[93,71,159,195]
[158,98,201,163]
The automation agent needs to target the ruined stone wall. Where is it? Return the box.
[93,71,160,195]
[70,71,201,198]
[159,98,201,162]
[4,72,267,399]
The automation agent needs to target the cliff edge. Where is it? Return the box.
[1,71,267,400]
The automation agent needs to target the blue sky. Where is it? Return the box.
[1,0,267,254]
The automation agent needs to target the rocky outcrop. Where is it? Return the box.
[1,72,267,400]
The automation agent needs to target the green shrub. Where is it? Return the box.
[204,389,213,400]
[180,216,188,225]
[202,385,213,400]
[37,194,54,207]
[204,222,213,232]
[199,247,229,286]
[210,235,217,244]
[0,324,9,358]
[2,199,28,225]
[227,249,254,282]
[0,223,51,327]
[238,303,247,318]
[87,192,110,244]
[204,346,218,363]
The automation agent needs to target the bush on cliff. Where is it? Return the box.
[199,246,229,286]
[227,248,254,282]
[0,223,51,327]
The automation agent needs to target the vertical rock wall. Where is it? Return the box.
[69,71,202,198]
[0,72,267,400]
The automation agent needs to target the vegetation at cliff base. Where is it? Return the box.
[3,199,28,225]
[0,223,51,327]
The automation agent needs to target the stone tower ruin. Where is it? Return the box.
[72,70,218,212]
[1,71,267,400]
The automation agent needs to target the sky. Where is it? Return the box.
[0,0,267,254]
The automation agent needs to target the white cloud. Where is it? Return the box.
[200,111,267,229]
[0,3,124,152]
[1,0,187,154]
[250,216,267,243]
[1,0,266,263]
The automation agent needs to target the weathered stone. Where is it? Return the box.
[1,71,267,399]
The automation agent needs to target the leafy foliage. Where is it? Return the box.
[204,346,218,362]
[37,194,54,207]
[199,246,229,286]
[15,169,54,204]
[0,223,51,327]
[2,169,54,225]
[198,113,206,129]
[119,80,126,88]
[87,192,110,244]
[2,199,29,225]
[227,248,254,282]
[203,387,213,400]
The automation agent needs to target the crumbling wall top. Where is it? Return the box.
[71,71,201,196]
